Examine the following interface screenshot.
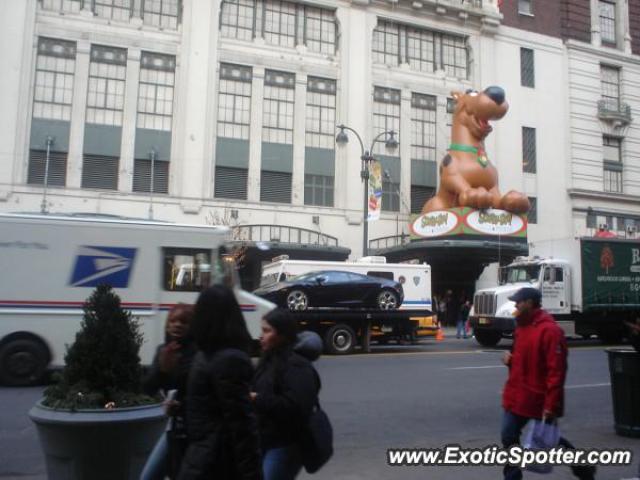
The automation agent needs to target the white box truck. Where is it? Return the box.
[256,256,437,353]
[469,237,640,346]
[0,213,273,385]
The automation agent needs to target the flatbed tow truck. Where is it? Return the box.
[291,308,435,354]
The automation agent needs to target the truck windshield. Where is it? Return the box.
[501,265,541,285]
[260,272,281,288]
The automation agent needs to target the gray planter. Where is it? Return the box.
[29,401,166,480]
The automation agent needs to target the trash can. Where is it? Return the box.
[606,348,640,438]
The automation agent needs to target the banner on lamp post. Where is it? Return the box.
[368,160,382,221]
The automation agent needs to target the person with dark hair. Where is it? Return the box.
[500,287,595,480]
[251,309,322,480]
[141,304,196,480]
[177,285,262,480]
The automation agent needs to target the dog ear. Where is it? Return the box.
[451,91,462,101]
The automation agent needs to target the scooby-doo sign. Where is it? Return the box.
[413,86,529,239]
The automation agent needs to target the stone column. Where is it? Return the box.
[247,67,265,203]
[172,0,219,213]
[399,89,412,216]
[66,40,91,189]
[118,48,141,192]
[291,72,307,206]
[334,6,376,214]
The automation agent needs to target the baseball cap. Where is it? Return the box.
[508,287,541,303]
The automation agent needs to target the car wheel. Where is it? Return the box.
[0,337,49,386]
[324,324,356,355]
[286,290,309,311]
[377,289,399,310]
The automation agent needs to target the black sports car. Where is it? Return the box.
[253,270,404,311]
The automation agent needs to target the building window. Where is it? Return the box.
[86,45,127,126]
[600,64,620,110]
[94,0,132,21]
[522,127,536,174]
[527,196,537,224]
[599,0,616,44]
[304,174,334,207]
[81,154,119,190]
[373,87,400,212]
[264,0,296,48]
[217,64,252,140]
[41,0,82,14]
[215,166,248,200]
[137,52,175,131]
[220,0,256,41]
[143,0,181,29]
[520,48,535,88]
[372,21,400,67]
[586,210,597,229]
[27,150,67,187]
[411,185,435,214]
[373,20,468,79]
[261,170,292,203]
[603,136,622,193]
[411,93,436,162]
[373,87,400,156]
[220,0,336,54]
[518,0,533,15]
[132,157,169,193]
[263,70,295,144]
[382,179,400,212]
[33,38,76,121]
[306,77,336,150]
[304,6,337,55]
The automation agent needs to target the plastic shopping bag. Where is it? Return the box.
[522,420,560,474]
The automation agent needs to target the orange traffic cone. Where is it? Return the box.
[435,327,444,342]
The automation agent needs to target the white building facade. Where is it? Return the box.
[0,0,637,273]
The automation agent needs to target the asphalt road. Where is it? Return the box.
[1,331,639,480]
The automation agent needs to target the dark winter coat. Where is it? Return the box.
[142,340,197,418]
[253,347,319,450]
[502,308,568,418]
[178,349,262,480]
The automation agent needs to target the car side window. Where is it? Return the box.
[325,271,350,284]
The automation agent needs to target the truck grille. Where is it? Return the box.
[474,292,497,315]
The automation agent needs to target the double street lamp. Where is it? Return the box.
[335,124,399,257]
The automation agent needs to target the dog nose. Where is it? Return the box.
[484,86,505,105]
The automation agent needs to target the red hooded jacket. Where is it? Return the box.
[502,308,567,418]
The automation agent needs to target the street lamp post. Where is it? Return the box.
[335,124,399,257]
[148,148,156,220]
[40,135,55,214]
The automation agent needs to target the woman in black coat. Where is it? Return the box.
[141,303,196,480]
[177,285,262,480]
[251,309,320,480]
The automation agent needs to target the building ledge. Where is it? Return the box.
[567,188,640,205]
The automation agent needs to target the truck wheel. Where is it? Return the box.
[286,290,309,311]
[324,324,356,355]
[0,338,49,386]
[473,329,502,347]
[377,290,399,310]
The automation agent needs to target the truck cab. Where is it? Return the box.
[469,257,571,346]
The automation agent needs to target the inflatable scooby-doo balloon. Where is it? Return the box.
[421,86,530,214]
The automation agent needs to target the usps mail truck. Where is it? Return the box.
[0,213,273,386]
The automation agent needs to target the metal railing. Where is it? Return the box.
[232,225,339,247]
[597,99,632,124]
[369,234,411,251]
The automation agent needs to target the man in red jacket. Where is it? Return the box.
[501,287,596,480]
